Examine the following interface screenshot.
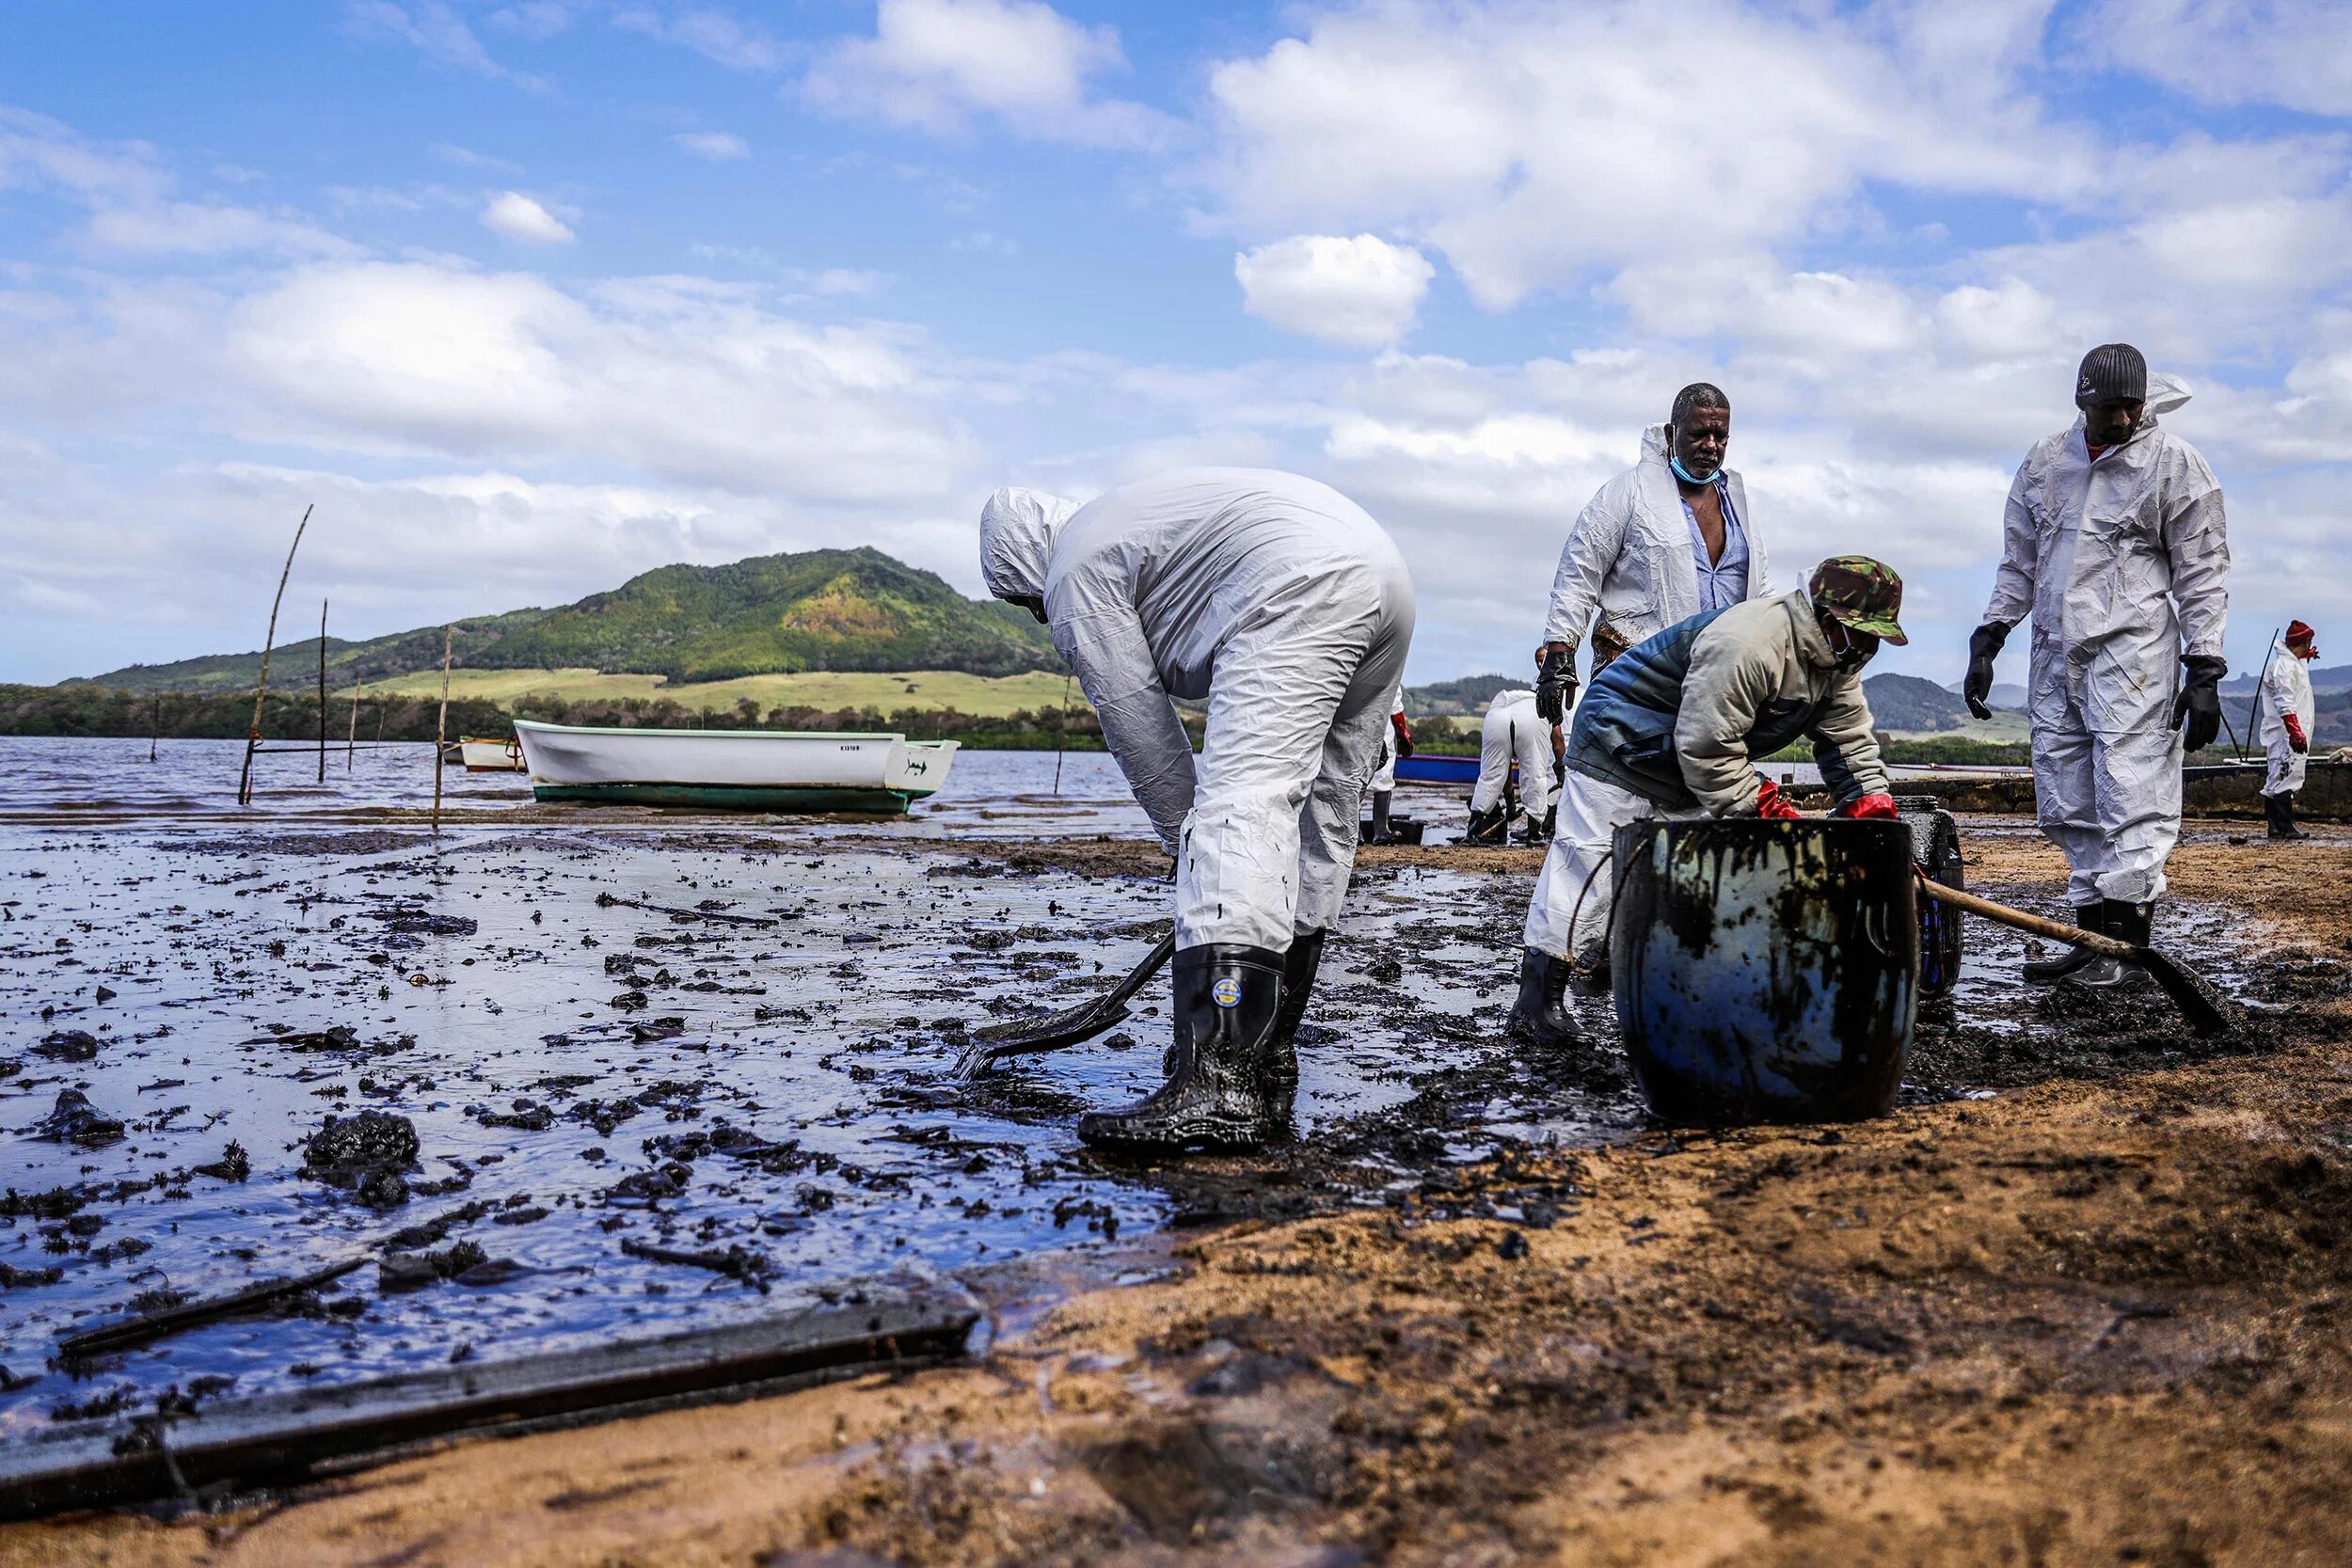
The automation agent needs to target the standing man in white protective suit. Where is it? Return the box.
[1467,661,1560,844]
[1532,382,1774,732]
[1364,692,1413,844]
[2260,620,2319,841]
[1525,383,1773,968]
[978,471,1415,1153]
[1963,343,2231,991]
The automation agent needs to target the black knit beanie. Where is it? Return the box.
[2075,343,2147,407]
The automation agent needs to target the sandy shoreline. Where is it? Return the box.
[7,822,2350,1565]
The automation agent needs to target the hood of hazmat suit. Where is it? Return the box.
[1980,370,2229,905]
[1541,423,1772,656]
[1037,467,1414,950]
[978,486,1080,601]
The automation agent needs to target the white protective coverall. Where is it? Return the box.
[1470,690,1556,817]
[1542,423,1772,662]
[979,469,1415,952]
[1980,375,2230,905]
[2260,653,2315,799]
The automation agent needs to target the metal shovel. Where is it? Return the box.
[954,932,1176,1079]
[1914,872,2233,1037]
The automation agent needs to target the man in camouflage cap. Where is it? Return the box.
[1508,556,1903,1049]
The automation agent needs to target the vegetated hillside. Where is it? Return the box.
[1861,673,1978,732]
[2221,662,2352,697]
[1403,673,1520,717]
[68,546,1061,695]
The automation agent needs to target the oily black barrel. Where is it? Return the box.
[1896,796,1965,999]
[1609,817,1919,1125]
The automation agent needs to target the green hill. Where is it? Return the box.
[68,546,1062,695]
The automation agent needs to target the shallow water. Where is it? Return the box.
[0,739,2253,1440]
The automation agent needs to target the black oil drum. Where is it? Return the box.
[1897,796,1965,999]
[1609,818,1919,1125]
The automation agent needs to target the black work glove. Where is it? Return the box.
[2173,655,2228,753]
[1963,621,2010,720]
[1535,647,1578,726]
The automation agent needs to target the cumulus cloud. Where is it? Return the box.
[800,0,1174,149]
[1235,234,1435,350]
[1199,2,2092,308]
[481,190,575,244]
[673,130,750,161]
[2079,0,2352,117]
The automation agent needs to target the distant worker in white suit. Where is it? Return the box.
[1963,344,2231,991]
[2260,620,2319,841]
[1466,658,1561,844]
[978,470,1415,1153]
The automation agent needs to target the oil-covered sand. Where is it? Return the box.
[8,812,2352,1566]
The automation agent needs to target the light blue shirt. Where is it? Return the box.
[1682,481,1749,612]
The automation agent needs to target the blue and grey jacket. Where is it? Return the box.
[1565,589,1890,814]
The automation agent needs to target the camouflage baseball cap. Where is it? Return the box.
[1807,556,1908,644]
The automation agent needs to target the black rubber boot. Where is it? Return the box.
[1505,946,1579,1049]
[1568,936,1612,997]
[1465,806,1508,845]
[2066,899,2154,992]
[1080,944,1290,1152]
[2268,792,2310,840]
[2022,903,2106,984]
[1261,929,1326,1103]
[1367,790,1393,845]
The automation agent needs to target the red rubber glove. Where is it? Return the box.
[1391,710,1415,759]
[1756,779,1803,820]
[1841,792,1899,819]
[2285,714,2309,754]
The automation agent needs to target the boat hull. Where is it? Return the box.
[457,737,525,772]
[513,721,958,816]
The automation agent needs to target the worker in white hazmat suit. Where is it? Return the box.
[1510,558,1904,1047]
[2260,620,2319,840]
[1467,660,1560,843]
[1532,382,1774,729]
[977,470,1415,1151]
[1963,344,2232,990]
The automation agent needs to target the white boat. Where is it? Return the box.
[511,720,959,814]
[457,736,526,772]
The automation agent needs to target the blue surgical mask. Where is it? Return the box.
[1670,453,1718,486]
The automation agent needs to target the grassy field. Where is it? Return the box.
[337,667,1087,719]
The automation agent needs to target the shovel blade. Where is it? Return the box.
[2135,945,2234,1037]
[955,999,1133,1079]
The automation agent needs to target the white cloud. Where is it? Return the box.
[673,130,751,162]
[1199,2,2093,308]
[345,0,548,89]
[2081,0,2352,117]
[1235,234,1435,350]
[800,0,1174,149]
[430,142,524,174]
[612,5,791,72]
[481,191,575,244]
[490,2,575,41]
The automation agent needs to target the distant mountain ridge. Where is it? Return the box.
[69,546,1062,695]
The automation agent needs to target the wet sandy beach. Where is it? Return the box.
[2,741,2346,1563]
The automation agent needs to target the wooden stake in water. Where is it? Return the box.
[149,696,160,764]
[432,624,453,834]
[236,503,314,806]
[316,598,328,785]
[347,678,362,769]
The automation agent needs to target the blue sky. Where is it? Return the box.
[3,0,2348,691]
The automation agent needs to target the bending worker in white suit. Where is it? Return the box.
[1467,663,1560,843]
[1963,343,2231,991]
[2260,619,2319,841]
[978,470,1415,1152]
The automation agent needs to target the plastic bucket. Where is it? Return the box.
[1609,817,1919,1125]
